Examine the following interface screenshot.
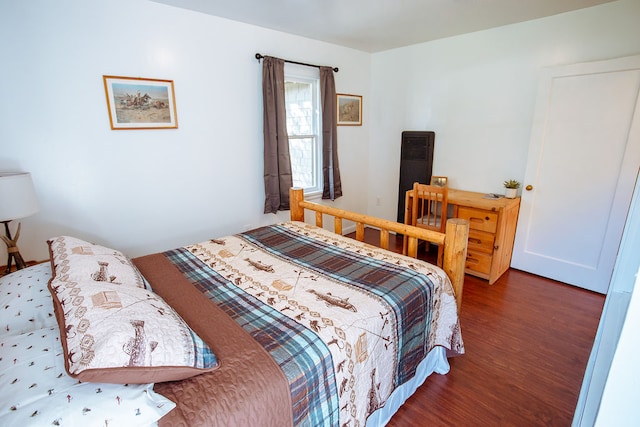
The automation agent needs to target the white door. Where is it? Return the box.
[511,55,640,294]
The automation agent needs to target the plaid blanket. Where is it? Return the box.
[165,246,339,426]
[240,223,436,384]
[164,222,463,427]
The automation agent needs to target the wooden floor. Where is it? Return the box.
[0,260,42,278]
[350,230,605,427]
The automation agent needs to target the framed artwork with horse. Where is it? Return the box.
[103,75,178,130]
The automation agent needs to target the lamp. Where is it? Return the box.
[0,172,39,273]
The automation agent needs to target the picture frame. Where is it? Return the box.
[430,176,449,187]
[103,75,178,130]
[336,93,362,126]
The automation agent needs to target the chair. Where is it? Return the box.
[404,182,449,266]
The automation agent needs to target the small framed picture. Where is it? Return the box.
[103,75,178,130]
[336,93,362,126]
[430,176,448,187]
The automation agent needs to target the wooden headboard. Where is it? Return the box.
[289,188,469,313]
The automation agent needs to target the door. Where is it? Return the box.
[512,55,640,294]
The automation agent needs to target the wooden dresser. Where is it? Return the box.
[449,189,520,284]
[405,188,520,284]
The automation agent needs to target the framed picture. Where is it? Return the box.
[336,93,362,126]
[430,176,448,187]
[103,75,178,130]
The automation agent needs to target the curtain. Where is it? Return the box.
[262,56,292,214]
[320,66,342,200]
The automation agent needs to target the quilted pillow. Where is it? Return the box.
[47,235,146,288]
[47,236,218,384]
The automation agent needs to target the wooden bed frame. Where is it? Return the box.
[290,188,470,312]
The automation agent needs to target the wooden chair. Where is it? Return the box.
[405,182,449,266]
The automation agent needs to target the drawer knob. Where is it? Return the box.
[525,185,533,191]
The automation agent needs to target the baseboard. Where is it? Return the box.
[342,223,356,235]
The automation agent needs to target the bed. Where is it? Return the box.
[0,188,469,426]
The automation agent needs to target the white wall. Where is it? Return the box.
[0,0,371,262]
[574,168,640,425]
[368,0,640,219]
[595,268,640,426]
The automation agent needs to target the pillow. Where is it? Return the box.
[47,236,219,384]
[0,326,175,426]
[0,263,57,337]
[47,235,146,288]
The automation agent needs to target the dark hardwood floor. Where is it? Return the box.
[0,260,43,278]
[349,229,605,427]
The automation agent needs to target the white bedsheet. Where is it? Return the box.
[367,346,449,426]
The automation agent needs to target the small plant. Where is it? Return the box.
[503,179,521,189]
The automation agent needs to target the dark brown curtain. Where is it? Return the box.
[262,56,292,214]
[320,66,342,200]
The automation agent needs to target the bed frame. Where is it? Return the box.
[289,188,470,312]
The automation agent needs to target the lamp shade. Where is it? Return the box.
[0,172,39,222]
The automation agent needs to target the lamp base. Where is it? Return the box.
[1,221,27,274]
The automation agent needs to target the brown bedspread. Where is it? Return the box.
[133,253,293,427]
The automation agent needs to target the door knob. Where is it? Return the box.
[525,185,533,191]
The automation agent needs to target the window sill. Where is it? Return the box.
[304,190,323,201]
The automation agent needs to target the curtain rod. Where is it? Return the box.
[255,53,338,73]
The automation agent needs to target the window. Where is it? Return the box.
[285,65,322,195]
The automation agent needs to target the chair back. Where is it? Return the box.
[411,182,448,233]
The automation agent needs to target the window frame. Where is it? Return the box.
[284,64,323,197]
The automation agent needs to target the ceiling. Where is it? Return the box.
[151,0,616,52]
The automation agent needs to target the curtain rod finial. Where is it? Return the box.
[255,53,264,62]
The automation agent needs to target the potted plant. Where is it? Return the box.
[503,179,520,198]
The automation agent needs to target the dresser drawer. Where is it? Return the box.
[458,207,498,234]
[467,229,495,254]
[465,250,492,275]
